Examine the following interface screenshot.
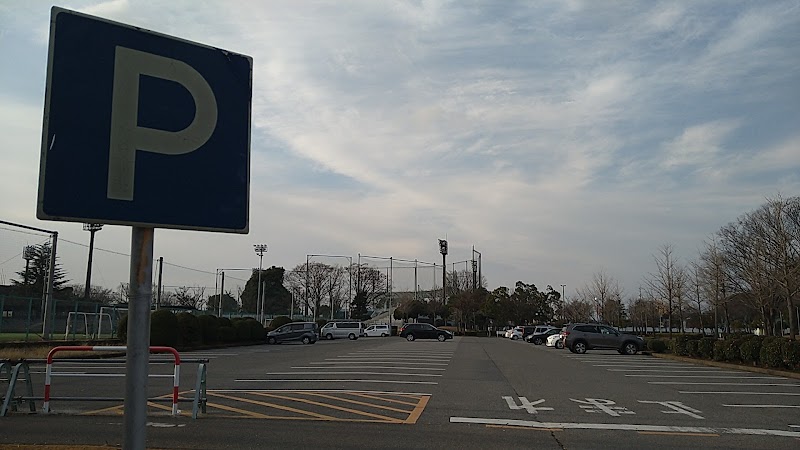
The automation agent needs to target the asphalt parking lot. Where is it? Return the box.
[2,336,799,449]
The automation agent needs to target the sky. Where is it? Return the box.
[1,0,799,303]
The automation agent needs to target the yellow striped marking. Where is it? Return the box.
[349,392,420,407]
[253,392,403,423]
[209,392,336,420]
[404,395,429,424]
[302,392,413,414]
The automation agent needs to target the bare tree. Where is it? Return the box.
[757,195,800,339]
[646,244,684,337]
[580,269,623,323]
[688,262,706,335]
[718,215,779,336]
[165,285,206,309]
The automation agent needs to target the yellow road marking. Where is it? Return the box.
[637,432,719,437]
[81,404,124,415]
[209,392,336,420]
[302,392,413,414]
[486,424,563,432]
[206,401,294,419]
[349,392,420,407]
[253,392,403,423]
[404,395,429,424]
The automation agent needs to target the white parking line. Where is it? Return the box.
[292,366,446,371]
[314,361,447,366]
[448,417,800,437]
[234,379,438,385]
[680,391,800,396]
[593,364,698,368]
[723,405,800,408]
[651,382,800,386]
[262,371,441,377]
[627,375,783,379]
[608,369,742,373]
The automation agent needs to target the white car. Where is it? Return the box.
[546,333,564,349]
[504,328,515,338]
[364,324,390,337]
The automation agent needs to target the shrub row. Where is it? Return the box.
[118,311,267,349]
[646,334,800,371]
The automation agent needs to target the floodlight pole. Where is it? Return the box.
[0,220,58,338]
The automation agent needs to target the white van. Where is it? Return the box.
[320,321,364,340]
[364,324,390,337]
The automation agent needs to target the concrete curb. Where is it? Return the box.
[650,352,800,380]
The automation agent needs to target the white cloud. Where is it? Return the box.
[661,119,741,169]
[0,0,798,300]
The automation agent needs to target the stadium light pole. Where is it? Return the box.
[254,244,268,324]
[560,284,566,321]
[83,223,104,301]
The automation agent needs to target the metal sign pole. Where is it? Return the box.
[125,226,154,450]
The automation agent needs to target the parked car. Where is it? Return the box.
[320,321,365,340]
[563,323,644,355]
[266,322,318,345]
[510,326,536,340]
[496,326,513,337]
[545,332,564,348]
[504,327,516,338]
[399,323,453,341]
[526,327,561,345]
[364,324,390,337]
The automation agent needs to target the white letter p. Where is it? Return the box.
[107,46,217,201]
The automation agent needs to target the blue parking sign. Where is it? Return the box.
[37,7,252,233]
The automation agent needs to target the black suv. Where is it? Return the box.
[563,323,643,355]
[266,322,318,344]
[399,323,453,342]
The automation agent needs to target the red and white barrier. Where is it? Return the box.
[43,345,181,415]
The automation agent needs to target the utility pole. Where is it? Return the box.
[156,257,163,309]
[439,239,448,303]
[82,223,103,301]
[254,244,267,323]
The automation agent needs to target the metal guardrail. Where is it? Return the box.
[1,361,36,416]
[1,346,208,419]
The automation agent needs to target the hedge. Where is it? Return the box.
[646,339,667,353]
[151,310,178,347]
[665,334,799,371]
[697,337,715,359]
[198,315,220,345]
[117,311,269,349]
[176,312,201,348]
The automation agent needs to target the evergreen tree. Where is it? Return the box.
[11,243,68,297]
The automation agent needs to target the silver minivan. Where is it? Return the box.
[320,321,364,340]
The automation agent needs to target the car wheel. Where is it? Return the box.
[267,337,276,345]
[573,341,587,354]
[622,341,639,355]
[437,334,446,342]
[380,333,387,337]
[406,334,415,341]
[534,337,543,345]
[302,336,311,345]
[348,333,357,340]
[326,333,333,340]
[555,340,564,349]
